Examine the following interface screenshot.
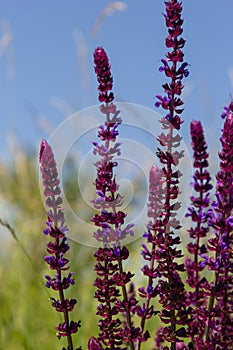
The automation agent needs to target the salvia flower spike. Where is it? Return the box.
[185,120,213,348]
[140,1,190,349]
[40,139,81,350]
[203,103,233,348]
[155,0,189,130]
[90,47,144,350]
[94,47,114,104]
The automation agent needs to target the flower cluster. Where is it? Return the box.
[90,47,143,350]
[39,140,81,350]
[137,166,164,348]
[201,103,233,348]
[185,121,213,347]
[38,1,233,350]
[139,1,189,348]
[92,48,133,245]
[155,0,189,130]
[94,47,114,104]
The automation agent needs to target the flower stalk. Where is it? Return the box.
[202,102,233,348]
[90,47,142,350]
[185,120,212,348]
[139,0,189,348]
[40,139,81,350]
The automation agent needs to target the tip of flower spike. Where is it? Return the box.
[39,139,48,163]
[94,46,106,57]
[93,47,114,103]
[93,47,109,70]
[94,47,104,54]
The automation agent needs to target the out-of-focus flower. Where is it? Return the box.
[185,120,212,347]
[39,139,81,349]
[92,47,140,349]
[203,103,233,348]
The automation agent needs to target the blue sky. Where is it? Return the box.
[0,0,233,161]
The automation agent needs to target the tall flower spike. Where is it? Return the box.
[137,165,164,348]
[155,0,189,130]
[40,139,81,350]
[202,103,233,348]
[90,47,143,350]
[140,1,189,349]
[185,120,213,348]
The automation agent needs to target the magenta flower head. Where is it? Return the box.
[185,121,212,347]
[40,139,68,231]
[40,139,81,350]
[139,1,189,348]
[186,120,212,233]
[92,47,133,245]
[94,47,114,103]
[155,0,189,130]
[91,48,143,350]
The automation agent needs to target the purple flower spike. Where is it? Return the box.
[139,2,189,349]
[203,102,233,348]
[155,0,189,130]
[185,120,212,347]
[91,48,142,350]
[40,140,67,231]
[39,139,81,350]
